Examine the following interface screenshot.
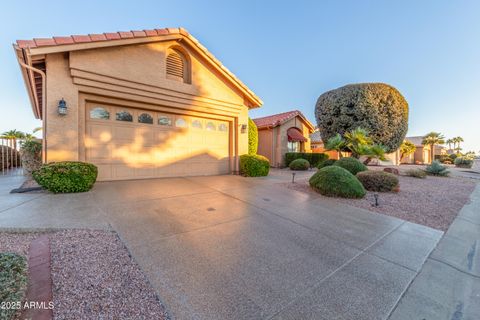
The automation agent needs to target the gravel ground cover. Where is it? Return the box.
[282,173,476,231]
[0,230,169,320]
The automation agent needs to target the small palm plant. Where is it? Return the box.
[324,133,346,159]
[400,140,416,161]
[422,132,445,163]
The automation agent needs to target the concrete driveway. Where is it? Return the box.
[0,171,443,320]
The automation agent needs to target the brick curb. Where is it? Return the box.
[21,235,53,320]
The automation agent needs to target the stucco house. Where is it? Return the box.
[309,129,340,159]
[253,110,314,167]
[401,136,446,164]
[14,28,262,181]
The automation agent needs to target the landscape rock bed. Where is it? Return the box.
[0,230,169,320]
[283,174,476,231]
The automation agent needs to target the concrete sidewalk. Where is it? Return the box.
[389,183,480,319]
[0,172,445,319]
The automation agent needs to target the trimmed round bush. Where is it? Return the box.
[315,83,409,152]
[309,166,366,198]
[239,154,269,177]
[33,161,98,193]
[317,159,337,169]
[356,171,399,192]
[289,158,310,170]
[248,117,258,155]
[333,157,367,175]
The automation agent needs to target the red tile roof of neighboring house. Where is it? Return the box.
[253,110,314,131]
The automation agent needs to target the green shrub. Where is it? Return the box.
[317,158,337,169]
[0,253,28,320]
[356,171,399,192]
[405,169,427,178]
[289,158,310,170]
[315,83,409,153]
[309,166,365,198]
[425,160,449,176]
[449,153,458,161]
[248,118,258,155]
[33,161,98,193]
[239,154,269,177]
[454,156,474,168]
[333,157,367,175]
[285,152,328,167]
[20,140,42,175]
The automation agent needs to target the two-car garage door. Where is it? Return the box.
[85,103,231,181]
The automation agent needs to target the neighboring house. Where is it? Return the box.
[309,130,340,159]
[401,136,446,164]
[14,28,262,181]
[253,110,314,167]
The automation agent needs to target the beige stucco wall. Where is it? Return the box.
[42,40,252,173]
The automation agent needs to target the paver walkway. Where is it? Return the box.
[0,171,450,319]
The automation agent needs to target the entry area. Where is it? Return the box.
[85,103,231,181]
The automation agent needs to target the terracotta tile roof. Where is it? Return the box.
[253,110,314,131]
[15,28,183,49]
[253,110,303,129]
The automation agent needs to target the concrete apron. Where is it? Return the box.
[0,174,448,319]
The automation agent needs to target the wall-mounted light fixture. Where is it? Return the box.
[57,98,67,115]
[240,124,247,134]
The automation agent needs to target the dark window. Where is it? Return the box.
[138,113,153,124]
[90,107,110,120]
[116,111,133,122]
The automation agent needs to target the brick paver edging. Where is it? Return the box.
[21,235,53,320]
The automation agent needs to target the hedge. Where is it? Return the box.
[239,154,270,177]
[248,117,258,155]
[285,152,328,167]
[289,158,310,170]
[33,161,98,193]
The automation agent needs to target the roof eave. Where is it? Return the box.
[13,45,41,119]
[20,29,263,109]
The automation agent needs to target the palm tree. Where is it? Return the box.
[446,138,454,151]
[343,127,373,158]
[324,133,345,159]
[400,140,416,161]
[422,132,445,163]
[454,136,464,154]
[1,129,26,150]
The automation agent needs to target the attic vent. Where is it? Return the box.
[166,50,186,81]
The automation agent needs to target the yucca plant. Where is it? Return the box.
[425,160,449,176]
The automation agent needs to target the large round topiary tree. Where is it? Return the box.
[315,83,408,153]
[248,117,258,155]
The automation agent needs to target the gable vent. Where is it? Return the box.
[166,51,184,80]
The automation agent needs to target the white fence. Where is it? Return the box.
[1,138,23,175]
